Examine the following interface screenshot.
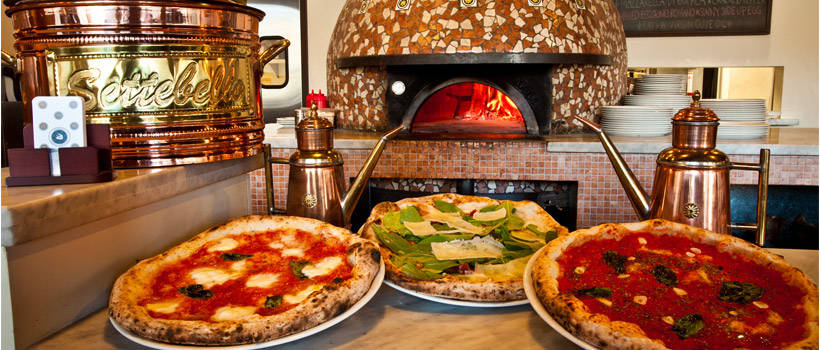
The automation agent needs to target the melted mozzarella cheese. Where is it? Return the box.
[146,301,179,314]
[283,285,322,304]
[282,248,305,257]
[472,207,506,221]
[268,242,285,249]
[245,273,280,288]
[211,306,257,321]
[189,267,240,288]
[431,236,504,260]
[207,238,238,252]
[302,256,343,278]
[231,260,247,271]
[423,206,483,234]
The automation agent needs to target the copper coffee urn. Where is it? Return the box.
[264,105,404,227]
[575,92,771,245]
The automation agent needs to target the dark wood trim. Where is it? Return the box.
[299,0,309,101]
[337,53,612,68]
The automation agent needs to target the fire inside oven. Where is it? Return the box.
[411,82,526,134]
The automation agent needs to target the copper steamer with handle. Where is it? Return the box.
[3,0,289,168]
[575,91,771,245]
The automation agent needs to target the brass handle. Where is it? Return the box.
[729,149,770,246]
[1,50,17,72]
[263,144,290,215]
[259,38,290,67]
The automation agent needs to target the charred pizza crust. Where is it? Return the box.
[109,215,381,345]
[360,193,568,302]
[531,219,819,350]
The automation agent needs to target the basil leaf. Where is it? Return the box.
[603,251,627,274]
[264,295,282,308]
[178,284,213,299]
[221,253,253,261]
[525,224,558,242]
[652,265,678,287]
[574,287,612,298]
[373,225,413,254]
[290,260,310,280]
[434,200,461,214]
[718,281,764,304]
[400,206,424,222]
[671,314,705,339]
[382,211,410,235]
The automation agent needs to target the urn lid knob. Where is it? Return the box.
[672,91,719,123]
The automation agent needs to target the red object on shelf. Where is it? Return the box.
[306,90,328,108]
[6,124,115,186]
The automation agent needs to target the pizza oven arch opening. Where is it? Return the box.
[408,79,534,137]
[385,62,554,140]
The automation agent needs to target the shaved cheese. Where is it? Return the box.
[189,267,240,288]
[282,248,304,257]
[245,273,280,288]
[208,238,238,252]
[423,207,483,234]
[472,208,507,221]
[283,285,322,304]
[302,256,343,278]
[431,236,504,260]
[146,301,179,314]
[474,255,531,280]
[511,229,541,242]
[211,306,257,321]
[403,220,460,236]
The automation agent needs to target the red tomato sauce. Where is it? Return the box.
[556,233,808,349]
[140,229,353,321]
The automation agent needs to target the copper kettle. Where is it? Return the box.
[575,92,771,245]
[264,105,404,227]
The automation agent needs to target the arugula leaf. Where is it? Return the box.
[400,206,424,222]
[373,225,413,254]
[382,211,409,235]
[505,214,526,230]
[671,314,705,339]
[221,253,253,261]
[178,284,214,299]
[479,204,499,213]
[652,265,678,287]
[393,255,443,280]
[290,260,310,279]
[434,200,461,214]
[603,251,627,273]
[432,223,456,231]
[718,282,763,304]
[526,225,558,242]
[574,287,612,298]
[264,296,282,308]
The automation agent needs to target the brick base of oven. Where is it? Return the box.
[250,141,819,230]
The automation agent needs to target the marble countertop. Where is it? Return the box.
[264,125,819,156]
[30,248,818,350]
[1,155,263,247]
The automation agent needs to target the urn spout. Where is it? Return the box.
[573,116,651,220]
[340,125,405,225]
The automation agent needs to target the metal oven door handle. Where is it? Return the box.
[729,148,771,246]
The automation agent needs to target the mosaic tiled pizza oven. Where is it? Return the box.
[327,0,627,135]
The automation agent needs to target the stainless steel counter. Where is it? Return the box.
[31,249,818,350]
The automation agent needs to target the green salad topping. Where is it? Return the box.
[372,200,558,281]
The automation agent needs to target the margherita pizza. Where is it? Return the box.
[360,193,568,302]
[109,215,381,345]
[531,219,819,349]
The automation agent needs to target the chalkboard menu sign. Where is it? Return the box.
[614,0,773,37]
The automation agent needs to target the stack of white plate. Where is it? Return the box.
[600,106,674,137]
[699,99,767,122]
[633,74,687,95]
[623,95,691,115]
[700,99,769,139]
[717,121,769,139]
[277,117,296,127]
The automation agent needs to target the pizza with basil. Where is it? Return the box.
[109,215,381,345]
[531,219,818,349]
[359,193,568,302]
